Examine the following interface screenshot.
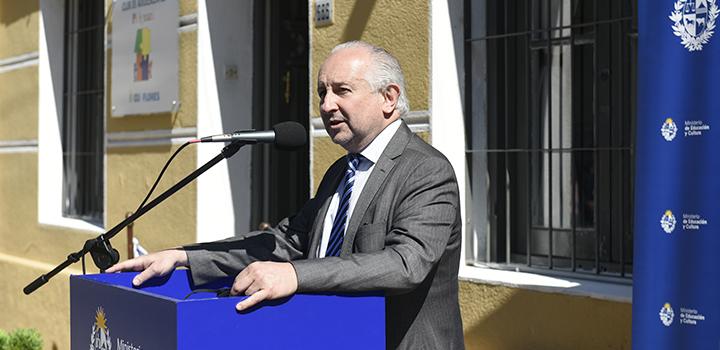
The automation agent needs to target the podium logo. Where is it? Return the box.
[660,303,675,326]
[90,307,112,350]
[660,210,677,234]
[661,118,678,141]
[670,0,719,52]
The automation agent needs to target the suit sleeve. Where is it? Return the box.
[184,200,315,286]
[183,158,345,286]
[291,156,460,295]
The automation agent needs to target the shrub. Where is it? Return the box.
[0,330,8,350]
[0,329,42,350]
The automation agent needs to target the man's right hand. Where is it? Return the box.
[105,249,189,287]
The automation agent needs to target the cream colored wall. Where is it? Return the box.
[0,1,38,140]
[0,255,81,350]
[0,4,55,346]
[460,281,632,349]
[0,152,101,263]
[0,1,38,59]
[0,67,37,140]
[0,152,89,350]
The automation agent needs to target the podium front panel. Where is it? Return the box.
[70,270,385,349]
[71,274,178,349]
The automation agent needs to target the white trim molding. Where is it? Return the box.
[197,0,235,243]
[430,0,468,262]
[0,140,38,154]
[195,0,254,243]
[107,127,197,148]
[0,52,39,74]
[460,264,633,303]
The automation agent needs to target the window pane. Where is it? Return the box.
[63,0,105,223]
[466,0,635,278]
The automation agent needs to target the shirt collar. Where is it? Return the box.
[356,119,402,165]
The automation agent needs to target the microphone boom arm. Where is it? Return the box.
[23,141,246,295]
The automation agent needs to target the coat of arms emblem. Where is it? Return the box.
[670,0,720,51]
[90,307,112,350]
[660,210,677,234]
[659,303,675,326]
[661,118,678,141]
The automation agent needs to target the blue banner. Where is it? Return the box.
[634,0,720,348]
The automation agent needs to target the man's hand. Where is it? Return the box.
[105,249,188,287]
[231,262,298,311]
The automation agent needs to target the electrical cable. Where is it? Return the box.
[135,141,193,214]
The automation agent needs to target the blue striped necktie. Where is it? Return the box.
[326,154,362,257]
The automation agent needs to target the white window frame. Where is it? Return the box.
[38,0,106,233]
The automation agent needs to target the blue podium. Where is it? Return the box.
[70,270,385,349]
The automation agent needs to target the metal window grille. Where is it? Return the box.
[465,0,637,279]
[62,0,105,223]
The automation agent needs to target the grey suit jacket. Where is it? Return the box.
[185,122,464,349]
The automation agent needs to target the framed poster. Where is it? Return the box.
[111,0,179,116]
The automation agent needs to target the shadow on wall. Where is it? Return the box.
[460,282,632,350]
[0,1,36,26]
[341,0,378,42]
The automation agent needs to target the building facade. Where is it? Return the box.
[0,1,632,348]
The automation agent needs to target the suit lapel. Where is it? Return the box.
[340,122,412,256]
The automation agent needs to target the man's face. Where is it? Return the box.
[317,47,389,153]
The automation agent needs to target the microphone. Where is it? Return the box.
[193,121,307,150]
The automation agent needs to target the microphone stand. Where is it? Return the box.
[24,141,247,295]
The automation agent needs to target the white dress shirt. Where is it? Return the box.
[317,119,402,258]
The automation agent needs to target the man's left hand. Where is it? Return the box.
[231,261,298,311]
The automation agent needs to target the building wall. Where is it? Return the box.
[0,1,38,58]
[0,66,37,140]
[0,1,199,348]
[460,281,632,350]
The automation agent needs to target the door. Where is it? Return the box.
[252,0,310,228]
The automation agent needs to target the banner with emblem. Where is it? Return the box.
[633,0,720,348]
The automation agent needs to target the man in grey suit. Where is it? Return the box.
[108,41,464,349]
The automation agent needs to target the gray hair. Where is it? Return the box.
[331,41,410,116]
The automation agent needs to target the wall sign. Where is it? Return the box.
[111,0,179,116]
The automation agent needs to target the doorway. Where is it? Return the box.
[252,0,310,228]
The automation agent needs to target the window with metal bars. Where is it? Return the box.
[465,0,637,279]
[62,0,105,224]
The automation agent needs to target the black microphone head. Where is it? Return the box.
[273,121,307,150]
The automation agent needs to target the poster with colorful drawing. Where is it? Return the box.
[111,0,178,116]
